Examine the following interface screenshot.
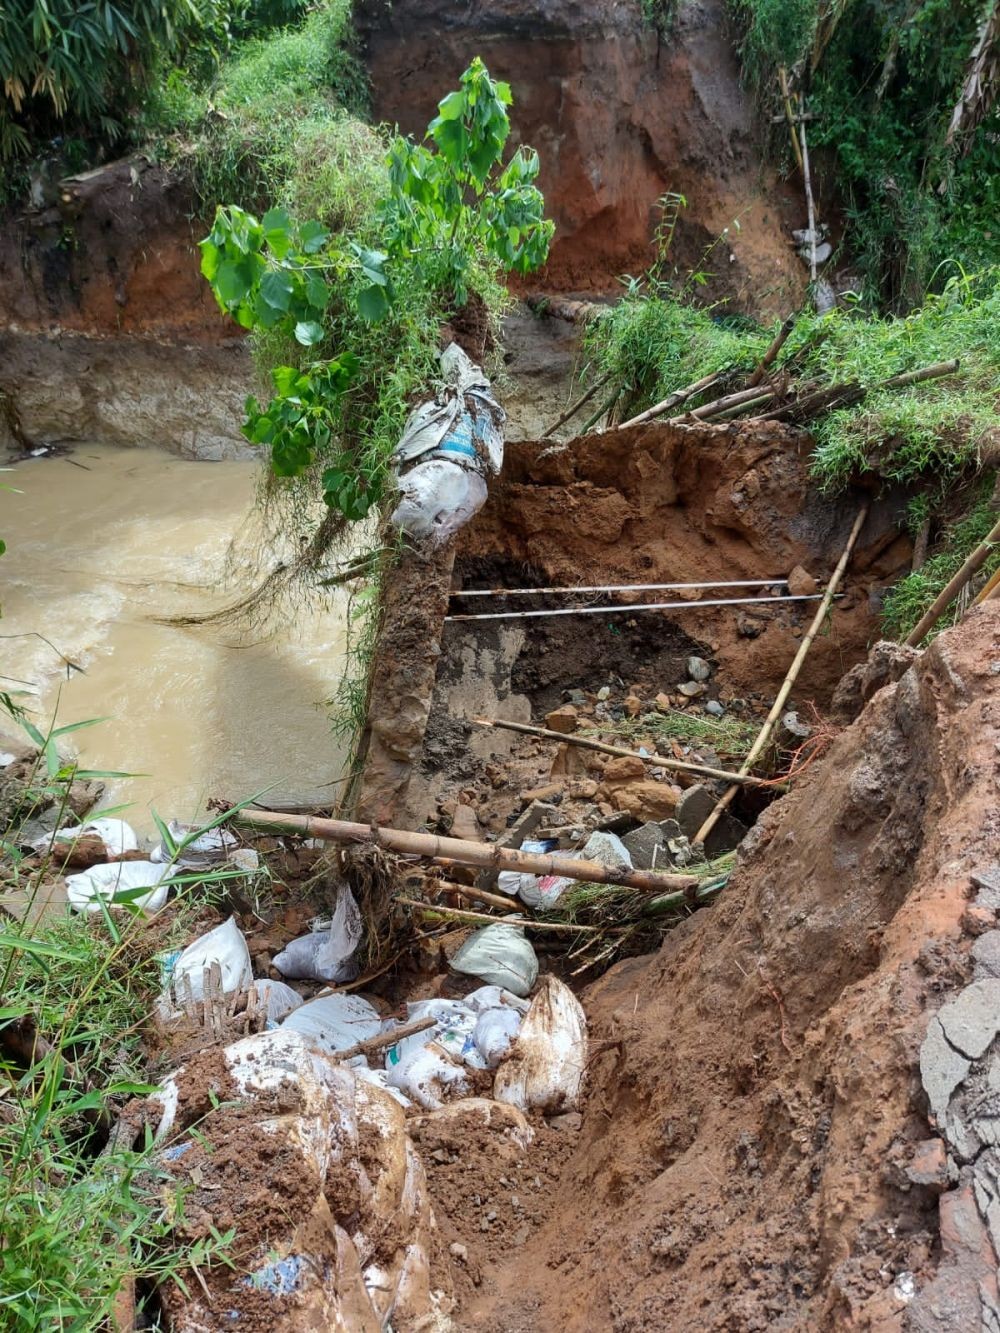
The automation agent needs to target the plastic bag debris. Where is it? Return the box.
[65,860,171,916]
[516,872,573,910]
[273,885,362,983]
[390,343,505,545]
[281,992,382,1064]
[248,978,303,1026]
[32,816,138,858]
[450,923,539,997]
[150,819,237,870]
[354,1065,412,1109]
[494,976,588,1114]
[154,1030,448,1332]
[162,915,252,1008]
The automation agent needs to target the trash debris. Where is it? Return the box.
[64,860,171,915]
[385,1040,472,1109]
[273,885,362,982]
[281,992,382,1064]
[161,915,252,1008]
[150,820,237,870]
[248,978,303,1026]
[495,976,588,1114]
[450,923,539,997]
[390,343,505,544]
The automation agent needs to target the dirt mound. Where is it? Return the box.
[455,603,1000,1330]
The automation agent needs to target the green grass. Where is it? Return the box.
[600,708,758,763]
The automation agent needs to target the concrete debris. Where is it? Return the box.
[935,980,1000,1060]
[972,866,1000,913]
[780,710,812,742]
[919,1015,973,1124]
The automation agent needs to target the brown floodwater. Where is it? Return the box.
[0,446,350,832]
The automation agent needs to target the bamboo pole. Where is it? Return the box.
[329,1015,437,1062]
[445,592,832,623]
[748,316,796,387]
[453,578,789,597]
[973,565,1000,605]
[542,370,615,439]
[711,392,776,420]
[748,359,961,425]
[799,106,819,286]
[905,515,1000,645]
[779,67,805,173]
[683,383,777,422]
[616,370,722,431]
[693,505,869,847]
[424,877,525,911]
[580,384,622,434]
[233,809,700,893]
[395,896,599,932]
[474,717,779,788]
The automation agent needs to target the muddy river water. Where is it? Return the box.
[0,446,349,832]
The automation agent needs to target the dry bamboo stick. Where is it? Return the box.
[883,360,960,388]
[329,1015,436,1062]
[453,578,789,597]
[779,67,805,173]
[542,369,615,439]
[747,359,961,425]
[474,716,779,788]
[395,896,599,932]
[973,565,1000,605]
[684,384,776,421]
[799,106,819,286]
[616,370,722,431]
[233,809,700,893]
[694,505,869,847]
[445,592,832,623]
[712,392,776,420]
[748,316,797,387]
[905,515,1000,645]
[426,877,524,911]
[580,385,622,434]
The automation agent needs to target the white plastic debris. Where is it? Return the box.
[33,816,138,858]
[65,860,171,915]
[390,343,505,544]
[151,820,237,870]
[474,1006,522,1067]
[354,1065,412,1109]
[273,886,362,983]
[248,978,303,1026]
[516,873,573,910]
[494,976,588,1114]
[384,1041,471,1110]
[163,916,252,1007]
[450,923,539,997]
[463,984,530,1015]
[281,992,382,1064]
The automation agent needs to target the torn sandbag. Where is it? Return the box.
[273,885,362,983]
[281,992,382,1063]
[249,978,303,1026]
[153,1030,451,1331]
[65,859,172,915]
[389,342,505,544]
[150,819,237,870]
[160,915,252,1011]
[494,976,588,1114]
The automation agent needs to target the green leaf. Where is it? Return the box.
[272,366,301,396]
[294,320,325,346]
[261,207,292,258]
[357,284,389,322]
[434,89,466,122]
[199,239,221,283]
[215,259,255,308]
[0,932,80,962]
[299,220,330,254]
[305,272,330,311]
[259,269,294,313]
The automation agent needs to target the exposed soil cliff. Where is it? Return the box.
[358,0,805,310]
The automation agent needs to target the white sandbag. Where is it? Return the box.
[281,993,382,1065]
[150,820,237,869]
[33,816,138,858]
[384,1041,471,1110]
[390,458,488,544]
[248,978,303,1026]
[450,924,538,997]
[164,916,252,1006]
[462,984,530,1015]
[273,886,362,983]
[354,1065,412,1109]
[497,869,532,896]
[474,1006,522,1067]
[384,998,485,1075]
[65,859,171,915]
[494,976,588,1114]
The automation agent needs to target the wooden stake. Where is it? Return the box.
[779,67,805,173]
[233,809,700,893]
[906,515,1000,643]
[693,505,869,847]
[474,716,779,788]
[542,369,615,439]
[748,316,796,387]
[800,107,819,286]
[425,877,525,911]
[616,370,722,431]
[328,1014,436,1062]
[395,896,599,932]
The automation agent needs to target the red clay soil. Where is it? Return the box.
[458,419,912,705]
[450,604,1000,1331]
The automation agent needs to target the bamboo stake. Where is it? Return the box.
[445,592,833,623]
[425,877,525,911]
[748,316,796,387]
[694,505,869,847]
[542,369,615,439]
[580,385,622,434]
[799,104,819,286]
[711,392,776,420]
[779,67,805,173]
[683,383,777,422]
[973,565,1000,605]
[453,578,789,597]
[233,809,700,893]
[616,370,722,431]
[329,1015,436,1062]
[905,515,1000,644]
[395,896,599,932]
[474,716,779,788]
[747,359,961,424]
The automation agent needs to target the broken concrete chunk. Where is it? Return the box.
[622,821,669,870]
[580,830,633,871]
[972,866,1000,914]
[677,681,707,698]
[920,1015,973,1123]
[937,980,1000,1060]
[972,933,1000,981]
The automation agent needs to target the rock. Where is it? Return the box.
[550,743,595,779]
[677,681,707,698]
[548,1111,583,1132]
[580,830,632,871]
[450,804,484,842]
[610,780,681,822]
[780,710,812,742]
[962,905,996,937]
[654,692,672,712]
[786,565,818,597]
[622,821,669,870]
[601,755,647,786]
[563,689,587,707]
[705,700,725,717]
[686,656,711,682]
[736,611,766,639]
[595,810,636,834]
[519,784,563,806]
[936,980,1000,1060]
[624,694,642,717]
[675,784,748,857]
[971,932,1000,980]
[830,640,920,724]
[545,704,579,734]
[972,866,1000,913]
[597,686,611,701]
[568,779,599,799]
[449,1242,468,1263]
[906,1138,950,1192]
[920,1015,972,1122]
